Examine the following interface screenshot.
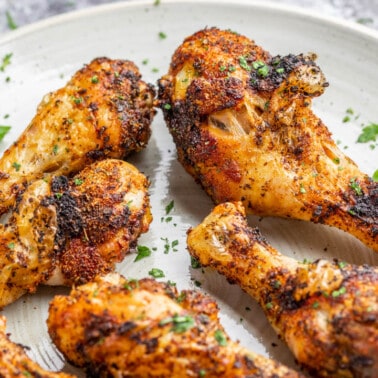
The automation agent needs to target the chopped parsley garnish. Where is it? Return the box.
[158,31,167,40]
[161,237,179,253]
[190,256,201,269]
[252,60,269,77]
[159,314,195,333]
[148,268,165,278]
[91,75,99,83]
[357,122,378,143]
[134,245,152,262]
[239,56,251,71]
[349,177,362,195]
[74,178,83,186]
[7,242,15,249]
[214,329,227,346]
[331,286,346,297]
[163,103,171,110]
[165,200,174,214]
[0,53,13,72]
[0,125,11,141]
[6,11,17,30]
[12,161,21,171]
[373,169,378,182]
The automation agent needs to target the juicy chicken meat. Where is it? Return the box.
[187,202,378,378]
[0,158,151,309]
[158,27,378,252]
[0,315,74,378]
[0,57,155,216]
[47,273,304,378]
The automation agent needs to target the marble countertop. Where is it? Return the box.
[0,0,377,34]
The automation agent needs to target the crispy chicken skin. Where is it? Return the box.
[187,202,378,378]
[0,159,151,309]
[0,57,155,216]
[158,27,378,252]
[0,315,74,378]
[47,273,303,378]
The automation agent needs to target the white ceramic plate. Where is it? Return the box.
[0,0,377,375]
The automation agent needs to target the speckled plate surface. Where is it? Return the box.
[0,0,377,375]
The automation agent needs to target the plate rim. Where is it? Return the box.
[1,0,378,47]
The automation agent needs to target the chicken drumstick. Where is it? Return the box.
[187,201,378,377]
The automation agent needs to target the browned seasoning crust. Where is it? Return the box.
[0,159,152,309]
[158,27,378,252]
[0,57,156,216]
[187,201,378,378]
[47,273,304,378]
[0,315,74,378]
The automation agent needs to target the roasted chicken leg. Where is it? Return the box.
[0,315,74,378]
[0,57,155,216]
[158,27,378,252]
[0,158,151,309]
[47,272,303,378]
[187,201,378,377]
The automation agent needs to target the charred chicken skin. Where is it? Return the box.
[0,158,151,309]
[187,201,378,378]
[0,315,74,378]
[0,57,155,216]
[47,273,304,378]
[158,27,378,252]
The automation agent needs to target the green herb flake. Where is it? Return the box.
[372,169,378,182]
[158,31,167,40]
[190,256,202,269]
[331,286,347,297]
[134,245,152,262]
[239,56,251,71]
[299,183,306,194]
[142,58,149,65]
[6,11,18,30]
[276,67,285,74]
[312,301,320,309]
[165,200,174,214]
[91,75,99,84]
[0,53,13,72]
[357,123,378,143]
[74,178,83,186]
[154,0,161,6]
[265,302,273,310]
[148,268,165,278]
[160,314,195,333]
[342,115,351,123]
[163,103,172,110]
[12,161,21,171]
[52,144,59,155]
[214,329,228,346]
[176,292,186,303]
[252,60,269,77]
[349,177,363,195]
[199,369,206,377]
[338,261,347,269]
[7,242,15,250]
[0,125,11,141]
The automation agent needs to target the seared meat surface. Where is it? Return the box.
[158,27,378,252]
[0,315,74,378]
[187,201,378,377]
[47,273,304,378]
[0,159,151,309]
[0,57,155,216]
